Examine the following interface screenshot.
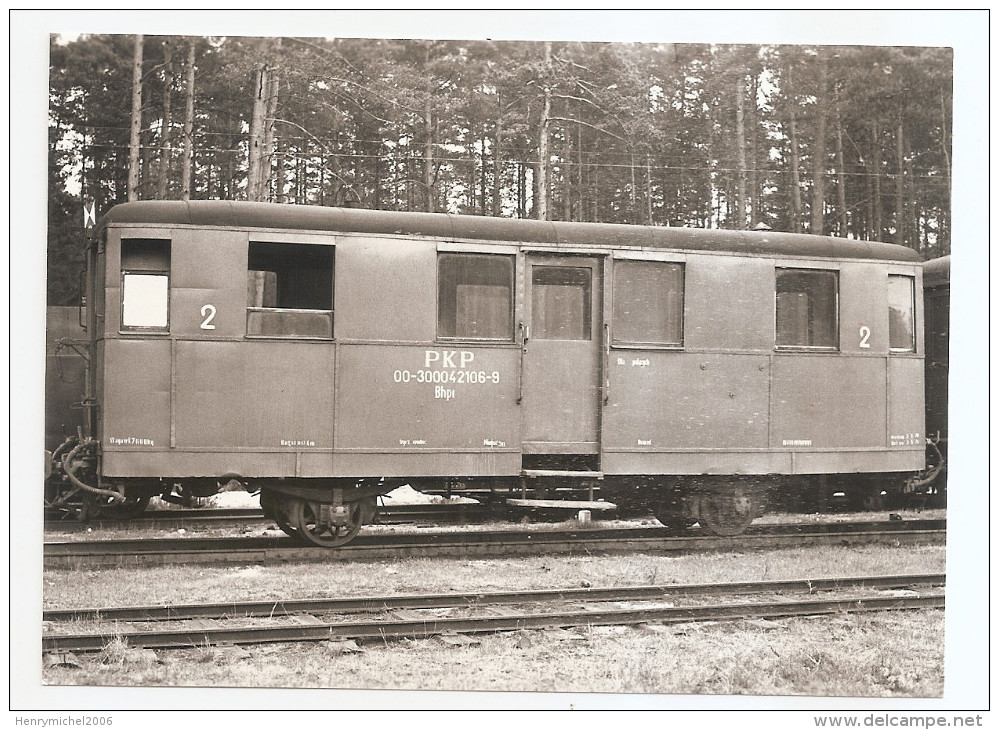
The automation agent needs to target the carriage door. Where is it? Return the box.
[521,255,603,455]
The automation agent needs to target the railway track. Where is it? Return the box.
[43,519,946,569]
[42,573,945,653]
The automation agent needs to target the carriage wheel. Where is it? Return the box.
[697,490,756,536]
[260,491,299,537]
[289,497,362,548]
[653,507,698,532]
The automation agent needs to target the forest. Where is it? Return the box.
[47,34,953,304]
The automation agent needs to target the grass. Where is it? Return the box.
[43,543,946,610]
[44,609,944,696]
[40,542,947,696]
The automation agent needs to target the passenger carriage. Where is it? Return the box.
[47,201,926,544]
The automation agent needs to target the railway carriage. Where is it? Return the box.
[910,255,949,499]
[45,201,927,544]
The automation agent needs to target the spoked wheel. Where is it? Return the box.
[289,497,362,548]
[697,490,756,537]
[260,491,298,537]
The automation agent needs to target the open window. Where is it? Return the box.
[612,260,684,347]
[121,238,170,332]
[775,268,838,349]
[437,253,514,340]
[888,275,915,352]
[247,241,334,338]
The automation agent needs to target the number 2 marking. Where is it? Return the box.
[859,325,871,349]
[200,304,217,330]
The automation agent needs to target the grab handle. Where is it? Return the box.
[603,322,610,405]
[517,322,529,404]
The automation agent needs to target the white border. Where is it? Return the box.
[9,9,990,716]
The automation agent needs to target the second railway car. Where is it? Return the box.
[909,255,949,500]
[46,201,927,545]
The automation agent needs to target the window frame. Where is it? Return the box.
[119,237,171,335]
[245,240,335,340]
[774,267,840,351]
[611,259,685,349]
[887,274,916,353]
[436,252,515,343]
[120,270,171,333]
[530,264,593,342]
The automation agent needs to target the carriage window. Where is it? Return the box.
[888,275,915,352]
[438,253,514,340]
[613,260,683,346]
[775,268,838,349]
[247,241,334,338]
[532,266,592,340]
[121,238,170,331]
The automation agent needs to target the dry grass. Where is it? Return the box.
[44,609,944,697]
[41,542,947,696]
[43,543,946,610]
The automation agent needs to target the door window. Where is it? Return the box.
[532,266,591,340]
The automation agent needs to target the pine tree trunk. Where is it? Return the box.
[577,124,584,223]
[871,121,882,240]
[158,39,172,199]
[423,92,434,213]
[629,153,636,215]
[895,121,906,246]
[247,63,267,201]
[536,41,552,221]
[788,107,802,233]
[181,40,195,201]
[938,91,951,252]
[275,139,285,204]
[563,143,571,221]
[492,111,502,216]
[864,141,874,241]
[646,156,653,225]
[735,72,747,229]
[128,34,143,202]
[262,55,280,202]
[750,73,760,227]
[523,163,529,219]
[480,124,487,214]
[834,98,847,236]
[810,50,827,235]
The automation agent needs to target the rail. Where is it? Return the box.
[42,573,945,653]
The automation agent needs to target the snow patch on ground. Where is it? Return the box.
[204,483,476,509]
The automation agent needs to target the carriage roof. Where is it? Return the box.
[100,200,921,263]
[922,255,951,288]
